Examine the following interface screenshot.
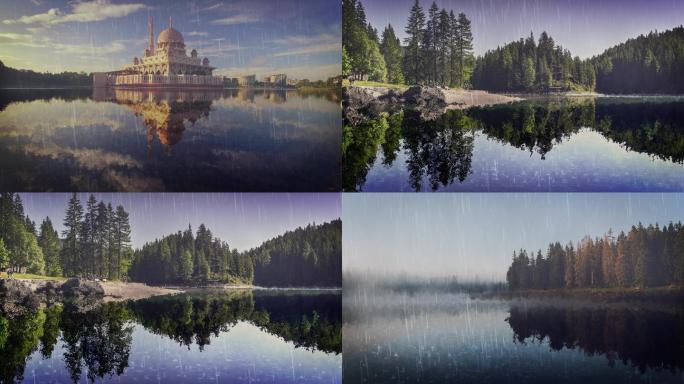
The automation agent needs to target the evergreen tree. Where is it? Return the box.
[61,193,83,277]
[380,24,405,84]
[403,0,426,85]
[454,12,474,87]
[38,217,62,277]
[0,239,8,271]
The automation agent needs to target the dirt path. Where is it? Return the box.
[100,281,182,301]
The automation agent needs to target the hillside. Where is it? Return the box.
[591,26,684,94]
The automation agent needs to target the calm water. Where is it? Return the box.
[1,290,341,383]
[0,88,341,191]
[343,97,684,191]
[343,289,684,384]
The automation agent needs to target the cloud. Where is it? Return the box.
[272,43,340,57]
[210,15,260,26]
[0,33,34,44]
[187,31,209,37]
[2,0,147,25]
[271,33,341,57]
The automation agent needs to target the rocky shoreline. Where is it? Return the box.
[344,85,520,124]
[0,278,181,316]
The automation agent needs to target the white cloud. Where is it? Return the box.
[187,31,209,37]
[271,33,341,57]
[3,0,147,25]
[210,15,260,26]
[0,33,34,44]
[273,43,341,57]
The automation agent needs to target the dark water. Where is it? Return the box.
[0,88,341,191]
[343,97,684,191]
[0,290,341,383]
[343,290,684,384]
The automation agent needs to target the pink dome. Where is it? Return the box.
[157,27,184,45]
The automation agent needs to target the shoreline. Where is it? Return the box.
[476,285,684,304]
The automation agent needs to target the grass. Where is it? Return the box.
[0,272,67,281]
[346,80,409,90]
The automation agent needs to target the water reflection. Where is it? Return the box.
[506,304,684,373]
[0,88,341,191]
[343,289,684,384]
[343,97,684,191]
[0,290,341,383]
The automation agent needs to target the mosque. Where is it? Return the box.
[93,16,223,88]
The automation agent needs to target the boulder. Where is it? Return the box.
[60,278,104,298]
[402,86,448,121]
[0,279,41,316]
[343,87,385,126]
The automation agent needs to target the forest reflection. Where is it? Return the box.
[342,98,684,191]
[506,304,684,373]
[0,291,341,383]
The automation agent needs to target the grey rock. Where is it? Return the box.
[60,278,104,298]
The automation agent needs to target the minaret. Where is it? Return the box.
[148,15,154,55]
[169,16,172,28]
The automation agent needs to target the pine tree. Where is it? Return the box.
[380,24,405,84]
[454,12,474,87]
[38,217,62,277]
[403,0,425,85]
[61,193,83,277]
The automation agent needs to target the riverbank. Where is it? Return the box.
[344,85,520,124]
[477,285,684,304]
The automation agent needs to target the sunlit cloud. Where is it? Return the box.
[210,14,260,26]
[2,0,147,25]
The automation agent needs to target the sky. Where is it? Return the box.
[343,193,684,281]
[362,0,684,59]
[0,0,340,80]
[19,193,341,250]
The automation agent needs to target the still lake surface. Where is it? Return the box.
[343,96,684,191]
[1,290,341,384]
[0,88,341,191]
[343,290,684,384]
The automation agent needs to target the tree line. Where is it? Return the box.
[592,26,684,94]
[0,193,132,280]
[0,60,91,88]
[473,26,684,93]
[506,222,684,290]
[128,219,342,287]
[342,0,474,87]
[472,31,596,92]
[128,224,253,285]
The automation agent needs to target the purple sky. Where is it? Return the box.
[363,0,684,58]
[19,193,340,250]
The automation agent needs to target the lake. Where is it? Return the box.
[0,88,341,191]
[0,289,342,383]
[343,288,684,384]
[343,96,684,191]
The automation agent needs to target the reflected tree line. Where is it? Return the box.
[506,305,684,373]
[0,291,341,383]
[342,98,684,191]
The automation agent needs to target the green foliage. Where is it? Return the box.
[0,239,8,271]
[38,218,62,277]
[472,31,595,92]
[0,60,91,88]
[249,220,342,287]
[343,0,387,81]
[342,46,352,78]
[592,27,684,94]
[129,220,340,287]
[507,222,684,290]
[380,25,405,84]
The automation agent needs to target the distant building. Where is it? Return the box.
[286,78,298,87]
[263,74,287,87]
[237,75,256,87]
[93,16,222,88]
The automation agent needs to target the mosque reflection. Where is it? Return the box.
[92,88,290,154]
